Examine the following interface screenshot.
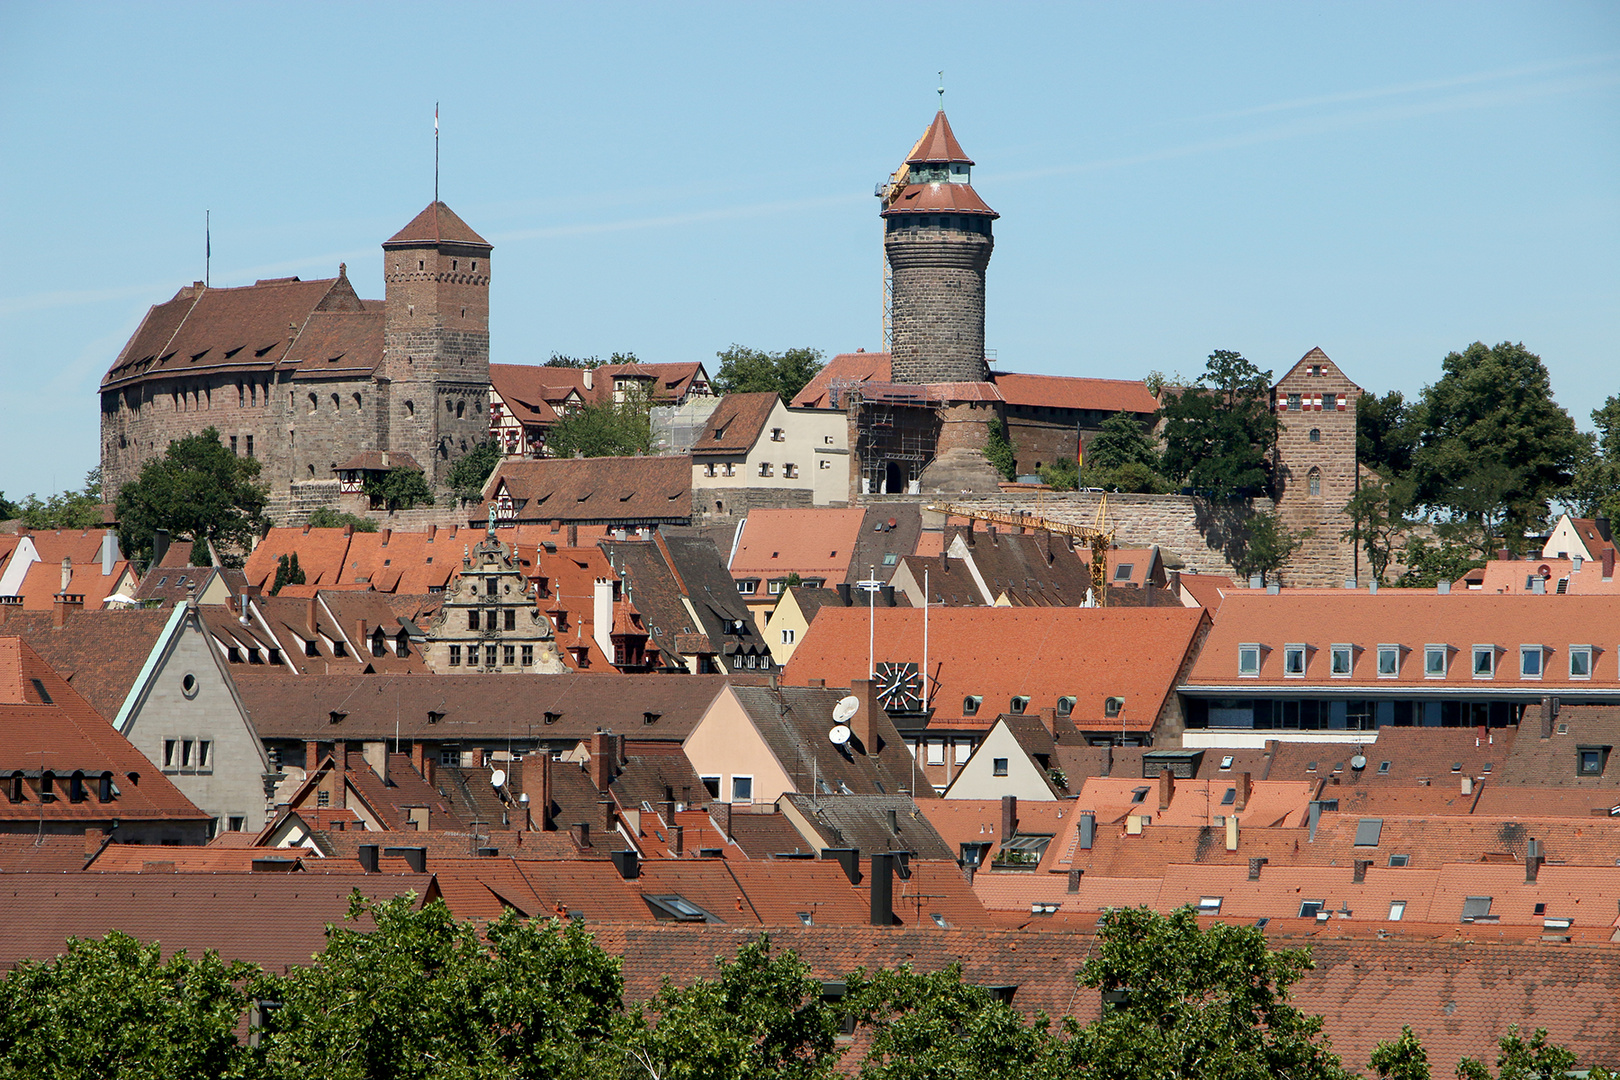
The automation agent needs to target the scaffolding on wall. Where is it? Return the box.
[843,381,952,494]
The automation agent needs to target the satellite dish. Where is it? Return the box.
[1349,755,1367,771]
[832,696,860,724]
[829,724,852,746]
[490,768,507,788]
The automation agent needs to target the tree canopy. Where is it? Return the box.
[116,429,269,570]
[547,391,654,459]
[1157,350,1278,500]
[362,466,435,512]
[303,507,378,532]
[1082,412,1170,493]
[1569,393,1620,524]
[713,345,825,403]
[1235,509,1313,586]
[445,439,503,503]
[5,468,105,530]
[1409,342,1582,554]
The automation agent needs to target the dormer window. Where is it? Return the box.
[962,695,981,716]
[1009,696,1029,714]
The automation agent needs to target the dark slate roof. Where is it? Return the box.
[729,685,929,799]
[601,534,770,665]
[1498,704,1620,788]
[233,671,730,742]
[781,794,954,859]
[954,528,1094,606]
[849,504,924,586]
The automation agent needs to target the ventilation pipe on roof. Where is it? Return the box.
[821,847,861,885]
[870,852,896,926]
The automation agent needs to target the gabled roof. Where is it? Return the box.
[593,362,708,404]
[0,608,172,720]
[785,607,1208,732]
[790,351,890,409]
[485,456,693,525]
[601,533,767,664]
[991,372,1159,414]
[382,201,491,249]
[950,527,1095,606]
[730,685,925,799]
[729,508,866,582]
[1,529,136,610]
[1272,346,1362,395]
[692,393,779,456]
[781,794,954,859]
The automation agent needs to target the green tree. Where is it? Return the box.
[1410,342,1583,554]
[1396,524,1486,588]
[713,344,825,402]
[1058,905,1351,1080]
[850,965,1054,1080]
[1038,459,1080,491]
[548,390,654,459]
[1082,411,1170,493]
[983,419,1017,481]
[117,429,269,570]
[254,895,623,1080]
[1357,390,1420,479]
[1369,1025,1431,1080]
[303,507,378,531]
[17,467,105,530]
[0,491,18,519]
[544,352,608,369]
[619,934,837,1080]
[1343,474,1414,584]
[1235,510,1313,585]
[270,552,306,595]
[1158,350,1278,500]
[1568,394,1620,523]
[445,439,503,503]
[1454,1025,1610,1080]
[362,466,435,512]
[0,931,255,1080]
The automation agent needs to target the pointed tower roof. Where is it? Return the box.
[905,111,973,165]
[383,201,491,250]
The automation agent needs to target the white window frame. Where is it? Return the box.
[1283,644,1307,678]
[1388,901,1406,922]
[1520,645,1544,680]
[783,463,797,478]
[1472,645,1496,679]
[926,740,945,766]
[1377,644,1399,678]
[1330,644,1353,678]
[758,462,773,477]
[730,774,754,804]
[721,462,735,477]
[954,740,973,765]
[1424,644,1448,679]
[768,579,784,595]
[1570,644,1592,680]
[737,580,757,596]
[1238,644,1260,678]
[780,628,795,645]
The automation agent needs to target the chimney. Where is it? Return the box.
[567,523,579,547]
[713,799,733,840]
[1531,576,1546,594]
[1166,569,1181,598]
[1461,775,1473,796]
[52,593,84,627]
[1067,868,1083,893]
[0,596,21,625]
[821,847,861,885]
[1248,857,1268,880]
[1307,800,1322,841]
[1100,742,1113,776]
[1079,812,1095,850]
[1000,795,1018,840]
[1224,814,1238,851]
[1603,549,1616,580]
[1353,859,1372,883]
[879,584,896,606]
[60,557,72,593]
[100,530,117,576]
[1540,696,1557,740]
[870,852,895,926]
[1158,768,1174,811]
[1597,516,1614,543]
[152,529,171,567]
[384,846,426,873]
[598,792,617,836]
[591,731,618,791]
[1438,579,1451,594]
[356,619,369,649]
[570,821,592,849]
[1236,772,1251,811]
[1036,528,1054,565]
[361,741,389,786]
[83,827,105,857]
[611,849,640,880]
[357,844,379,873]
[671,824,685,856]
[851,678,883,755]
[305,740,322,773]
[836,583,852,605]
[535,753,553,830]
[1526,837,1543,883]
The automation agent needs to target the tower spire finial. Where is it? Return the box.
[937,72,944,109]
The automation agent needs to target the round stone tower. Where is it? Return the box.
[882,111,998,384]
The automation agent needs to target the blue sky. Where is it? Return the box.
[1,2,1616,501]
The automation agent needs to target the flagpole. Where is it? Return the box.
[434,103,440,204]
[205,210,210,288]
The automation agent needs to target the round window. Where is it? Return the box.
[181,673,199,699]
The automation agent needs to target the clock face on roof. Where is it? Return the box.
[875,661,923,712]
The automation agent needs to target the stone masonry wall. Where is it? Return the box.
[886,228,992,384]
[1273,359,1361,587]
[102,370,293,496]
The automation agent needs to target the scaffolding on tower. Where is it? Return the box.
[925,496,1117,606]
[876,125,929,354]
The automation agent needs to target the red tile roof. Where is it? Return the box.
[485,456,692,525]
[882,182,998,217]
[729,508,866,582]
[4,530,135,610]
[784,607,1207,732]
[592,362,708,404]
[382,201,491,248]
[0,607,172,720]
[992,373,1158,414]
[790,352,890,409]
[906,111,973,164]
[692,392,778,455]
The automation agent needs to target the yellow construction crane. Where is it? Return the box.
[926,495,1116,606]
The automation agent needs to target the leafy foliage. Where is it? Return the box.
[0,930,256,1080]
[1396,524,1486,588]
[362,466,435,512]
[1037,459,1079,491]
[619,935,837,1080]
[850,965,1053,1080]
[1370,1025,1431,1080]
[1157,350,1278,500]
[713,345,825,403]
[445,439,503,503]
[1060,906,1351,1080]
[1357,391,1420,479]
[548,389,654,459]
[270,552,305,596]
[1343,474,1415,584]
[1235,509,1312,585]
[303,507,378,531]
[1409,342,1582,553]
[1082,412,1171,492]
[12,467,106,530]
[0,491,18,519]
[983,419,1017,481]
[1568,394,1620,523]
[116,429,269,570]
[1455,1025,1615,1080]
[544,351,639,368]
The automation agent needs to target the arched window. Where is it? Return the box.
[1308,467,1322,497]
[1309,428,1320,443]
[308,393,318,414]
[330,393,340,411]
[404,400,415,418]
[353,392,363,411]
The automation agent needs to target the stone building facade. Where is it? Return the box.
[1271,348,1361,587]
[422,520,567,675]
[99,201,490,507]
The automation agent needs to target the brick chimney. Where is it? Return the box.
[671,824,685,856]
[409,741,434,787]
[1603,548,1615,581]
[569,821,592,849]
[1248,857,1268,880]
[1067,868,1083,892]
[1000,795,1018,840]
[52,593,84,627]
[83,827,106,857]
[851,678,884,756]
[1540,696,1558,740]
[0,595,22,626]
[713,800,733,840]
[532,753,553,830]
[1236,772,1251,811]
[1353,859,1372,883]
[60,556,72,593]
[1158,768,1175,811]
[591,731,619,791]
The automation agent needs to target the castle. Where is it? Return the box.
[99,202,492,507]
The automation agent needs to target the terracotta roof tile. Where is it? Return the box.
[993,373,1158,414]
[485,456,692,526]
[383,201,491,249]
[730,508,867,582]
[790,352,890,409]
[692,392,779,456]
[906,111,973,164]
[0,607,171,719]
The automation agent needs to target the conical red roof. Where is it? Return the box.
[905,111,973,165]
[383,201,491,249]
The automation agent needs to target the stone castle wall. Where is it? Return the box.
[885,228,992,384]
[1272,362,1361,587]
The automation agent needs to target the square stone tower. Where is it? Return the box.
[380,202,492,487]
[1272,348,1362,586]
